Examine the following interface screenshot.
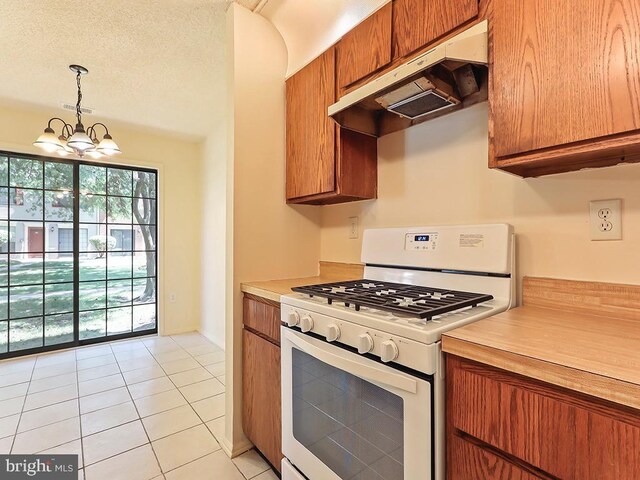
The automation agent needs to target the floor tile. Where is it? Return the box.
[117,355,159,373]
[164,450,243,480]
[0,382,28,402]
[217,375,225,386]
[184,344,222,357]
[82,420,148,466]
[84,444,161,480]
[0,357,35,376]
[18,399,79,433]
[253,470,279,480]
[75,345,113,361]
[152,424,220,473]
[79,374,125,397]
[191,394,224,423]
[12,417,80,454]
[0,436,13,454]
[81,401,139,436]
[35,350,76,367]
[28,372,77,394]
[32,361,76,380]
[110,339,145,352]
[79,387,131,415]
[194,351,225,366]
[205,416,225,445]
[77,354,116,371]
[134,389,187,418]
[0,396,25,418]
[0,414,20,439]
[168,367,212,388]
[205,362,225,377]
[24,383,78,411]
[153,350,191,365]
[179,378,224,403]
[129,377,175,400]
[0,370,33,388]
[142,404,201,441]
[232,449,271,479]
[123,365,166,385]
[159,358,199,375]
[77,363,121,383]
[38,439,84,469]
[145,343,183,355]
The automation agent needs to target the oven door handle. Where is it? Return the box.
[287,331,418,394]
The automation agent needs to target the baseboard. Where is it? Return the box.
[198,329,225,351]
[220,436,253,458]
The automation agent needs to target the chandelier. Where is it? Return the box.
[33,65,121,159]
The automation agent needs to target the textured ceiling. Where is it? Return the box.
[0,0,227,139]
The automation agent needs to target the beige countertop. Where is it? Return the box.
[443,277,640,411]
[241,262,364,303]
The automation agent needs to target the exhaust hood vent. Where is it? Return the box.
[329,20,488,137]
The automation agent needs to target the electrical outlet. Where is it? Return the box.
[589,199,622,241]
[169,293,177,303]
[349,216,359,239]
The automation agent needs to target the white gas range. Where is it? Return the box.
[280,224,515,480]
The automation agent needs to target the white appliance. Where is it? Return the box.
[280,224,515,480]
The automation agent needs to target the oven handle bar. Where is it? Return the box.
[287,331,418,394]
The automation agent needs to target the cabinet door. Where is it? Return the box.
[242,329,282,469]
[337,3,392,90]
[392,0,478,60]
[286,48,336,200]
[493,0,640,158]
[448,434,543,480]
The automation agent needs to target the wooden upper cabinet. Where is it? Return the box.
[286,47,377,205]
[491,0,640,176]
[392,0,479,60]
[336,3,392,90]
[286,48,336,200]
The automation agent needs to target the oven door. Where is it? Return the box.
[281,327,433,480]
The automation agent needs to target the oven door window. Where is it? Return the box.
[292,348,404,480]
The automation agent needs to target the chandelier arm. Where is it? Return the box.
[88,123,111,138]
[46,117,73,132]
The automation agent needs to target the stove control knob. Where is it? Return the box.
[300,315,314,333]
[287,311,300,327]
[326,324,341,342]
[380,340,399,363]
[357,334,374,354]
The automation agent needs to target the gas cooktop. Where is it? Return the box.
[292,279,494,320]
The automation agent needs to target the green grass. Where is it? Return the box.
[0,256,156,353]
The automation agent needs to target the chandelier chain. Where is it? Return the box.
[76,71,83,126]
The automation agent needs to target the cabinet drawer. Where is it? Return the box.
[243,329,282,470]
[448,356,640,480]
[243,294,280,345]
[448,434,543,480]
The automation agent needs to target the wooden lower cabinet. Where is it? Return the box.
[242,294,283,471]
[446,355,640,479]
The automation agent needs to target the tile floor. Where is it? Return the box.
[0,333,278,480]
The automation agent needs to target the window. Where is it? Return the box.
[0,153,158,358]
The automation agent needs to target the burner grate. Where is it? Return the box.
[292,280,493,319]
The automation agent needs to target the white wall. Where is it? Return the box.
[224,3,322,456]
[321,103,640,289]
[0,101,204,335]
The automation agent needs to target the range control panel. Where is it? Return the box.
[405,233,438,251]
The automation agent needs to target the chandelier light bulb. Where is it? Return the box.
[67,125,96,153]
[97,134,121,156]
[33,128,63,153]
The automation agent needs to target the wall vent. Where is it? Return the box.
[61,103,94,115]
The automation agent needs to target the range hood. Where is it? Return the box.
[329,20,488,137]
